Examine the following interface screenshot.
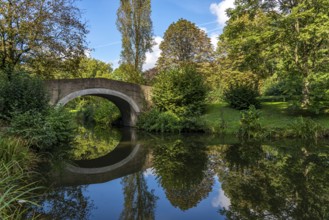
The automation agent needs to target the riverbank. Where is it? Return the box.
[202,102,329,136]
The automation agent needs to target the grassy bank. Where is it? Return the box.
[202,102,329,135]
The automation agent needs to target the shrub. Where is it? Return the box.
[237,105,263,139]
[137,109,182,133]
[287,117,324,140]
[152,66,207,118]
[222,71,260,110]
[0,72,49,119]
[308,72,329,114]
[9,107,77,152]
[224,85,260,110]
[137,108,206,133]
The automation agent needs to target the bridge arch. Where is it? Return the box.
[57,88,141,126]
[45,78,152,127]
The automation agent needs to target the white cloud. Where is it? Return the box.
[84,49,91,58]
[210,0,235,27]
[143,36,163,71]
[212,187,231,209]
[210,33,219,50]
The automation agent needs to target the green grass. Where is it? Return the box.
[202,102,329,134]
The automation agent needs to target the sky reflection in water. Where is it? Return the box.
[36,128,329,220]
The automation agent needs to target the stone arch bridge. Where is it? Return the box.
[45,78,152,127]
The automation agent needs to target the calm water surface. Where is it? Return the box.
[35,127,329,220]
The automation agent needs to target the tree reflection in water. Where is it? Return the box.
[72,125,121,160]
[152,138,214,211]
[214,141,329,220]
[33,185,95,220]
[120,172,158,220]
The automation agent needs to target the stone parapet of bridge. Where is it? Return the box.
[45,78,152,127]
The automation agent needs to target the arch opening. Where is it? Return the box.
[57,88,140,127]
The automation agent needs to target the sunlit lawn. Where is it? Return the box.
[203,102,329,134]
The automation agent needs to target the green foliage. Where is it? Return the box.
[152,66,207,118]
[9,107,77,152]
[0,136,41,220]
[116,0,153,71]
[0,136,39,171]
[111,63,145,84]
[216,141,329,219]
[72,126,121,160]
[308,72,329,114]
[0,162,41,220]
[152,138,213,210]
[0,0,88,78]
[77,57,113,78]
[260,74,286,96]
[137,109,206,133]
[220,0,329,112]
[157,18,213,70]
[68,96,121,126]
[222,71,260,110]
[0,72,49,119]
[137,109,182,133]
[287,117,324,140]
[238,105,263,139]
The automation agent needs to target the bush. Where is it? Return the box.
[287,117,324,140]
[308,72,329,114]
[137,109,182,133]
[237,105,263,139]
[0,72,49,119]
[224,85,260,110]
[9,107,77,152]
[137,109,205,133]
[222,71,260,110]
[152,66,207,118]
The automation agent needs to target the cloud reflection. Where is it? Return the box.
[212,185,230,209]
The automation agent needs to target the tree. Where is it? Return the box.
[157,18,213,70]
[116,0,154,71]
[0,0,88,80]
[152,138,214,211]
[111,63,145,84]
[220,0,329,112]
[152,66,207,118]
[274,0,329,109]
[120,172,158,220]
[77,58,113,79]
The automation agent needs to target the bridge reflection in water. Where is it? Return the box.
[54,128,152,186]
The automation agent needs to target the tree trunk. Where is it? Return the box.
[302,77,310,108]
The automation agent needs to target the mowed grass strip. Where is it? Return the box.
[202,102,329,134]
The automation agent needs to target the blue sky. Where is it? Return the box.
[76,0,234,70]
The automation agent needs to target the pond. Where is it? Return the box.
[32,126,329,220]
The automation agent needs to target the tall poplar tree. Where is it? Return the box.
[116,0,154,71]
